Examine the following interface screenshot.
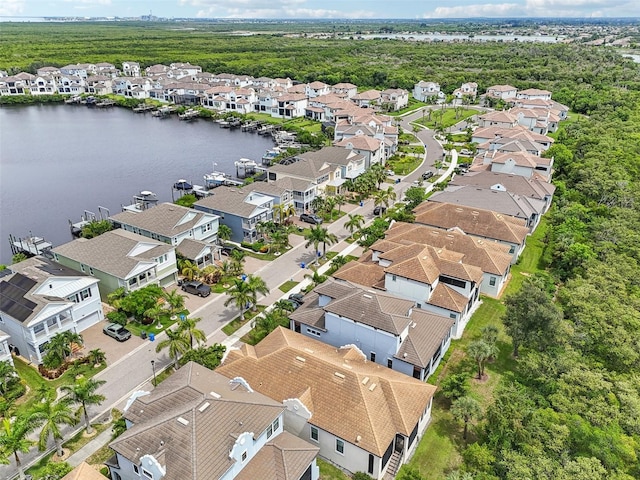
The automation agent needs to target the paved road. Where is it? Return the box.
[1,110,448,480]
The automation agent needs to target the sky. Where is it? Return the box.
[1,0,638,19]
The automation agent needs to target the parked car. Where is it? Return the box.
[103,323,132,342]
[459,149,473,155]
[300,213,323,225]
[280,299,301,311]
[385,169,395,176]
[422,171,434,180]
[181,281,211,297]
[220,245,236,256]
[288,292,305,304]
[458,162,471,169]
[373,205,387,215]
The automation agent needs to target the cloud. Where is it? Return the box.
[183,0,374,18]
[0,0,25,16]
[423,0,637,17]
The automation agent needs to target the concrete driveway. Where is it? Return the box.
[80,319,146,367]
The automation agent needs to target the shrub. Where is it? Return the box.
[106,310,128,326]
[259,245,269,253]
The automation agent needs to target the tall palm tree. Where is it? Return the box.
[253,311,287,339]
[229,250,246,276]
[0,415,38,479]
[246,275,269,312]
[269,229,290,253]
[345,213,365,239]
[155,328,190,370]
[224,278,253,321]
[163,289,186,317]
[334,194,346,215]
[304,225,324,266]
[321,230,338,259]
[451,396,482,441]
[177,316,206,349]
[467,340,497,380]
[33,397,77,457]
[88,348,106,367]
[370,163,387,189]
[324,196,337,220]
[60,377,106,435]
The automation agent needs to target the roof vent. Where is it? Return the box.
[369,383,377,391]
[403,353,408,358]
[198,402,210,412]
[177,417,189,426]
[304,348,314,354]
[334,372,345,379]
[362,376,370,385]
[356,435,362,443]
[295,356,306,363]
[363,294,372,299]
[210,391,221,399]
[342,363,352,370]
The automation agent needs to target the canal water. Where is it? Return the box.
[0,104,275,264]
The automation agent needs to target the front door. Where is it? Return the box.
[394,434,405,454]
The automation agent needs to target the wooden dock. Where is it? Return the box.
[9,234,53,257]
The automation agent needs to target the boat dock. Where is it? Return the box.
[121,191,158,213]
[65,96,82,104]
[68,206,111,237]
[9,234,53,257]
[178,109,200,121]
[95,99,116,108]
[133,104,155,113]
[151,106,175,117]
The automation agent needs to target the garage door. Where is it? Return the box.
[76,311,102,332]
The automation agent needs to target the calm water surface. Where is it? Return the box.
[0,104,275,264]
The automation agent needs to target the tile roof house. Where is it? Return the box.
[351,89,382,108]
[376,222,513,298]
[485,84,518,100]
[412,202,529,263]
[217,327,437,480]
[380,89,409,111]
[477,110,518,129]
[110,203,220,248]
[0,257,103,364]
[289,279,454,381]
[52,229,179,299]
[412,81,445,103]
[516,88,552,101]
[334,134,385,168]
[107,362,319,480]
[63,462,106,480]
[479,149,553,181]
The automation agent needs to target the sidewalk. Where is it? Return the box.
[66,428,114,468]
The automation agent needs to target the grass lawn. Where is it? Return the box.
[415,108,480,130]
[221,305,266,335]
[318,458,350,480]
[386,153,423,175]
[125,313,180,338]
[279,280,299,293]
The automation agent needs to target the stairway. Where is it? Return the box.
[383,451,403,479]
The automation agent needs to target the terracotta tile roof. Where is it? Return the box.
[488,150,551,167]
[235,431,319,480]
[217,328,436,457]
[111,362,284,480]
[413,202,529,245]
[395,310,454,368]
[428,283,469,313]
[334,135,383,151]
[449,170,555,200]
[61,462,105,480]
[289,292,326,329]
[332,261,385,289]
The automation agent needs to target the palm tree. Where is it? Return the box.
[467,340,497,380]
[304,225,326,266]
[324,196,337,220]
[155,327,190,370]
[304,267,327,288]
[181,260,201,281]
[60,377,106,435]
[334,194,346,215]
[310,195,325,214]
[0,361,15,396]
[321,230,338,259]
[345,213,365,239]
[373,186,397,214]
[370,163,387,189]
[0,415,38,479]
[106,287,126,309]
[163,289,186,317]
[269,229,290,253]
[33,397,77,457]
[246,275,269,312]
[217,224,232,243]
[177,316,206,349]
[330,255,349,272]
[450,396,482,441]
[43,333,71,368]
[88,349,106,367]
[143,304,165,327]
[229,250,246,276]
[224,278,253,321]
[253,311,287,339]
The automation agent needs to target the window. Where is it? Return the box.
[267,424,273,438]
[310,426,319,442]
[392,275,396,282]
[489,276,497,287]
[273,417,280,432]
[306,327,321,337]
[449,313,457,320]
[387,359,393,369]
[79,288,92,301]
[33,323,45,335]
[142,468,153,479]
[89,267,94,275]
[336,438,345,455]
[201,223,212,234]
[133,465,139,474]
[509,245,516,254]
[370,352,376,362]
[80,264,86,272]
[241,451,247,462]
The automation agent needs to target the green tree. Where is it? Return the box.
[304,225,326,266]
[440,373,470,402]
[87,348,106,366]
[404,186,427,209]
[229,249,246,276]
[246,274,269,312]
[0,361,16,397]
[253,311,288,341]
[224,278,253,321]
[80,219,113,239]
[0,415,38,479]
[177,316,206,349]
[163,289,186,318]
[179,344,226,370]
[33,397,77,457]
[373,186,397,213]
[304,267,327,288]
[218,224,232,243]
[330,255,349,272]
[106,287,126,309]
[369,163,387,189]
[467,340,496,380]
[60,377,106,435]
[119,285,164,321]
[36,461,73,479]
[174,193,197,208]
[451,396,482,441]
[396,465,426,480]
[155,328,190,370]
[180,260,201,281]
[345,213,365,239]
[11,253,28,264]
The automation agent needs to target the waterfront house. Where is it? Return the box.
[412,81,445,103]
[193,186,276,243]
[121,61,141,77]
[52,229,179,299]
[296,147,368,193]
[333,135,385,168]
[0,74,32,96]
[0,330,14,367]
[31,75,58,96]
[36,66,61,78]
[60,64,96,79]
[377,222,513,298]
[485,84,518,100]
[110,203,220,248]
[272,93,308,119]
[0,257,103,364]
[95,62,119,77]
[217,327,437,480]
[85,75,113,96]
[107,362,320,480]
[413,202,529,264]
[57,75,85,95]
[289,279,454,380]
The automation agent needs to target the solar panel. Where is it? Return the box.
[0,274,38,323]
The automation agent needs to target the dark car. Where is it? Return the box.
[280,299,301,311]
[300,213,323,225]
[220,245,236,256]
[373,205,387,215]
[103,323,132,342]
[288,292,305,304]
[422,171,434,180]
[181,281,211,297]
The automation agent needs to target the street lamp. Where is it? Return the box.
[151,360,157,387]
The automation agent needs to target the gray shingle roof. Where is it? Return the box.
[194,186,268,218]
[395,310,454,368]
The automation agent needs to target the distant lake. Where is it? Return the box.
[0,104,275,264]
[356,33,562,43]
[622,53,640,63]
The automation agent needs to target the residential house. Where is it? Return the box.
[57,75,85,95]
[193,186,276,243]
[85,75,113,96]
[449,170,556,214]
[0,257,103,364]
[376,222,513,298]
[295,147,367,194]
[110,203,220,247]
[477,110,518,129]
[217,327,437,480]
[516,88,552,101]
[121,62,141,77]
[413,202,529,263]
[107,362,320,480]
[485,84,518,100]
[429,185,546,231]
[510,107,560,134]
[0,330,14,367]
[273,94,308,119]
[52,229,179,299]
[472,125,553,152]
[95,62,119,77]
[330,82,358,99]
[145,64,169,77]
[36,66,61,78]
[351,89,382,109]
[63,462,106,480]
[479,150,553,181]
[305,81,331,98]
[0,74,31,96]
[380,89,409,111]
[60,64,96,79]
[267,158,331,211]
[175,239,216,270]
[412,81,445,103]
[452,82,478,103]
[334,135,385,168]
[289,279,454,380]
[30,75,57,96]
